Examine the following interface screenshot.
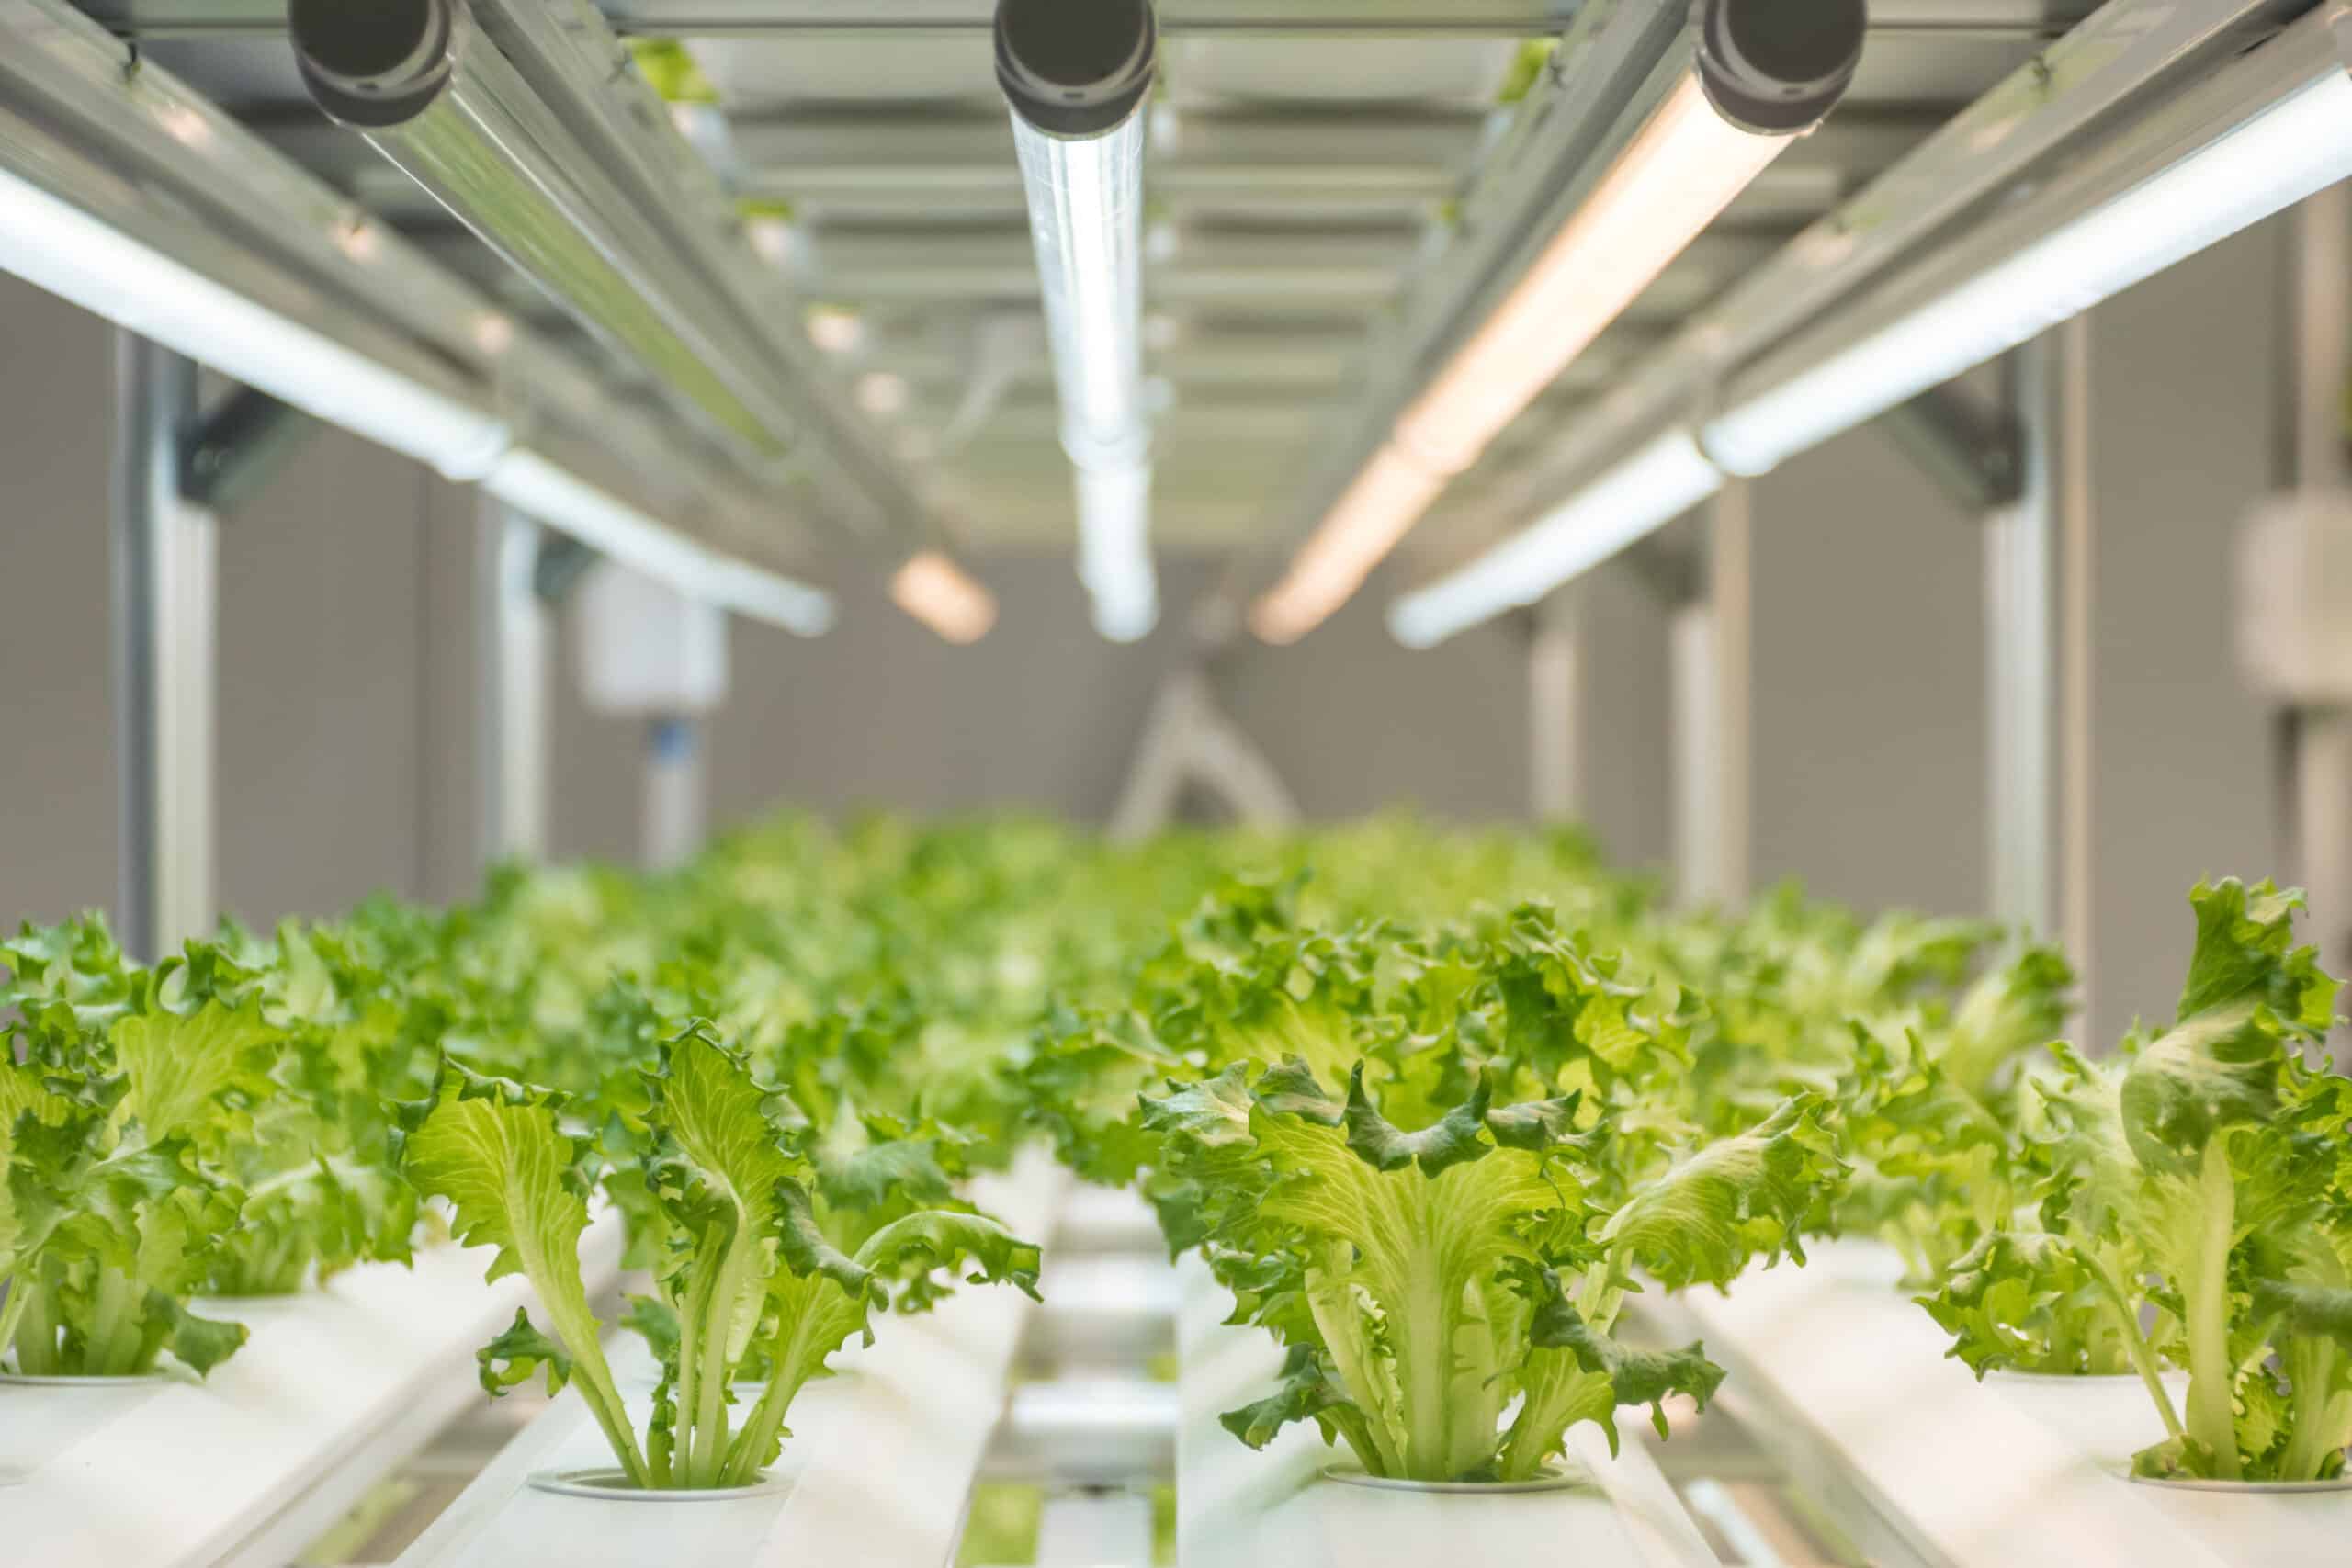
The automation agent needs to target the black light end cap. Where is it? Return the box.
[995,0,1159,140]
[290,0,457,130]
[1697,0,1867,136]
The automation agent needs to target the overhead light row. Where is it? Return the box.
[996,0,1162,643]
[1250,0,1868,646]
[1392,5,2352,649]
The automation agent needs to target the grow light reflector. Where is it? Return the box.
[1388,431,1723,649]
[1703,70,2352,477]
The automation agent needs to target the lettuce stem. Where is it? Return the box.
[2181,1140,2241,1480]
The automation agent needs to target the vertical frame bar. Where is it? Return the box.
[1670,601,1723,910]
[642,716,706,871]
[1669,483,1753,909]
[2056,314,2098,1038]
[1528,592,1581,824]
[1985,339,2056,940]
[475,502,550,867]
[111,333,213,957]
[1713,479,1754,908]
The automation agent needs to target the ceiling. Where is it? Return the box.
[85,2,2085,566]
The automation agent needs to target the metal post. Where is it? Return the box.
[1985,341,2056,940]
[1528,594,1581,824]
[1713,479,1754,907]
[1984,323,2092,962]
[1668,484,1752,908]
[475,503,550,866]
[1670,600,1722,910]
[111,333,214,958]
[2056,313,2097,1032]
[643,716,706,871]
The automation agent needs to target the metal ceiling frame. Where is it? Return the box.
[0,0,829,620]
[1456,0,2334,571]
[75,1,2095,39]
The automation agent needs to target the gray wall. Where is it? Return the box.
[0,214,2308,1048]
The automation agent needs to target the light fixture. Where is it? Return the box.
[1382,11,2352,651]
[1387,431,1723,649]
[1702,68,2352,477]
[1250,0,1864,645]
[891,551,999,645]
[0,162,510,480]
[998,0,1162,643]
[484,451,837,637]
[1076,465,1158,643]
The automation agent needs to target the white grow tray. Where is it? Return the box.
[387,1153,1068,1568]
[1175,1255,1717,1568]
[1678,1238,2352,1568]
[0,1213,626,1568]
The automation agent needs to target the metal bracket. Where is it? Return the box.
[532,532,600,604]
[178,385,315,513]
[1875,377,2026,513]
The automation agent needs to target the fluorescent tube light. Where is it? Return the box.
[0,162,510,480]
[1000,0,1162,642]
[1392,75,1788,478]
[1703,70,2352,477]
[891,551,999,645]
[1253,61,1832,645]
[1387,431,1723,649]
[485,450,836,637]
[1251,443,1448,645]
[1078,464,1159,643]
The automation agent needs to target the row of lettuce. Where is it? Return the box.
[2,814,2346,1492]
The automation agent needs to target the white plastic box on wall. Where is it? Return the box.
[574,561,729,717]
[2236,489,2352,703]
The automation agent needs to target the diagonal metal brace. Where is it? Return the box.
[1876,376,2026,513]
[177,384,314,513]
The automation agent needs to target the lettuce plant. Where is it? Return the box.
[399,1026,1041,1490]
[1921,881,2351,1481]
[1146,1058,1837,1481]
[0,928,264,1375]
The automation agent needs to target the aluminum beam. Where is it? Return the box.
[478,504,552,867]
[112,335,215,960]
[81,0,2087,36]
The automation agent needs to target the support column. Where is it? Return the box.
[475,503,550,867]
[111,333,215,958]
[643,716,707,872]
[1528,593,1581,825]
[1668,483,1752,908]
[1984,326,2092,964]
[1984,340,2056,942]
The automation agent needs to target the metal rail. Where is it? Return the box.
[288,0,948,562]
[78,0,2093,37]
[0,0,835,632]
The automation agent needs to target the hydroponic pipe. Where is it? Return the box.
[997,0,1161,643]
